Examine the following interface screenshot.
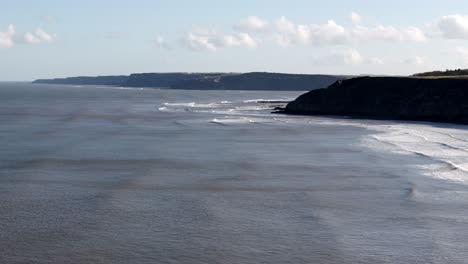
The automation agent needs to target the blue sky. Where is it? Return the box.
[2,0,468,80]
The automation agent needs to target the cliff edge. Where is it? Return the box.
[285,76,468,124]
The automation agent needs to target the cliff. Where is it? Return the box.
[33,76,129,86]
[123,73,230,88]
[413,69,468,77]
[285,76,468,124]
[172,72,343,91]
[33,72,345,91]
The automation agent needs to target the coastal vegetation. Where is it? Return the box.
[413,69,468,78]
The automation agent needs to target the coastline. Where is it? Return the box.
[284,76,468,125]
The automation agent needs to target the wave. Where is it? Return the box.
[242,99,293,103]
[210,117,257,125]
[286,116,468,185]
[162,102,229,108]
[159,98,287,115]
[363,124,468,184]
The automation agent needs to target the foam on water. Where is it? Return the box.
[273,116,468,185]
[211,117,257,125]
[159,98,289,115]
[359,122,468,184]
[161,95,468,185]
[242,98,294,103]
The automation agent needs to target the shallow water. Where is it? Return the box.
[2,83,468,263]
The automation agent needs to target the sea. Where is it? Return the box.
[2,82,468,264]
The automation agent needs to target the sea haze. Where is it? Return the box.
[1,83,468,263]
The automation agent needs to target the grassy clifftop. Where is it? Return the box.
[412,69,468,78]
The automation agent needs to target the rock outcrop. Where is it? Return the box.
[285,76,468,124]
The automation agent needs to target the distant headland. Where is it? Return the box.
[33,72,347,91]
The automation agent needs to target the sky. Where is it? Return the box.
[3,0,468,80]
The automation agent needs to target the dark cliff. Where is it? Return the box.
[285,76,468,124]
[123,73,229,88]
[413,69,468,77]
[33,72,344,91]
[33,76,129,86]
[172,72,344,91]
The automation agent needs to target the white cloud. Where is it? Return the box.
[437,14,468,39]
[351,12,362,25]
[310,20,348,44]
[24,28,54,44]
[269,16,425,47]
[222,33,258,49]
[185,30,258,51]
[186,32,218,51]
[352,25,427,42]
[0,24,15,48]
[274,16,348,46]
[184,14,429,51]
[403,27,428,42]
[343,49,364,65]
[236,16,268,32]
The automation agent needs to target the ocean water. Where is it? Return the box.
[2,83,468,263]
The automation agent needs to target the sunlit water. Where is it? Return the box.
[2,83,468,264]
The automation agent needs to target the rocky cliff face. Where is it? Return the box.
[285,76,468,124]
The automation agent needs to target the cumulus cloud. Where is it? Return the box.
[222,33,258,49]
[343,49,365,65]
[182,13,429,51]
[24,28,54,44]
[0,24,15,48]
[185,31,218,51]
[437,14,468,39]
[240,14,426,47]
[236,16,268,32]
[274,16,348,46]
[185,30,258,51]
[352,25,427,42]
[350,12,362,25]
